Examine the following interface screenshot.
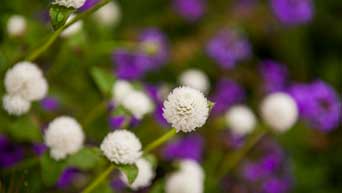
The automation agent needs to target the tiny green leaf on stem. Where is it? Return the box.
[49,5,75,30]
[117,164,139,184]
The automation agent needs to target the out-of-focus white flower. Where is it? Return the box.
[225,105,256,135]
[61,14,83,38]
[121,90,154,119]
[112,80,134,104]
[121,158,155,190]
[260,92,298,132]
[178,159,204,180]
[44,116,85,160]
[7,15,26,37]
[179,69,210,93]
[93,1,121,26]
[4,61,48,101]
[163,86,209,132]
[100,130,142,164]
[53,0,86,9]
[2,94,31,116]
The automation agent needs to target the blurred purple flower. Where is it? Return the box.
[0,135,24,168]
[262,178,290,193]
[79,0,99,11]
[210,79,245,115]
[289,80,340,132]
[260,152,282,172]
[32,143,47,156]
[108,116,126,130]
[242,162,267,182]
[111,177,126,192]
[163,134,204,161]
[145,84,168,126]
[271,0,314,25]
[172,0,206,22]
[260,60,288,93]
[57,167,79,189]
[40,97,59,111]
[206,29,251,69]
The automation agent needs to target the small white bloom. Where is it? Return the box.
[100,130,142,164]
[225,105,256,135]
[93,1,121,26]
[5,61,48,101]
[112,80,134,104]
[163,86,209,133]
[2,94,31,116]
[260,92,298,132]
[7,15,26,37]
[178,159,204,180]
[121,158,155,190]
[121,90,154,119]
[53,0,86,9]
[45,116,85,160]
[61,14,83,38]
[179,69,210,93]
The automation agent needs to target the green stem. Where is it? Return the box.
[25,0,111,62]
[81,164,115,193]
[143,128,177,154]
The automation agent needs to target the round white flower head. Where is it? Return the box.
[2,94,31,116]
[121,158,155,190]
[53,0,86,9]
[112,80,134,104]
[121,90,154,119]
[7,15,26,37]
[5,61,48,101]
[100,130,142,164]
[93,1,121,26]
[260,92,298,132]
[179,69,210,93]
[225,105,256,135]
[178,159,204,180]
[163,86,209,133]
[44,116,85,160]
[61,14,83,38]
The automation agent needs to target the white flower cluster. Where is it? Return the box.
[261,92,298,132]
[163,86,209,133]
[100,130,142,164]
[53,0,86,9]
[166,160,204,193]
[179,69,210,94]
[3,61,48,115]
[93,1,121,26]
[44,116,85,160]
[7,15,26,37]
[225,105,256,135]
[121,158,155,190]
[112,80,154,119]
[61,14,83,38]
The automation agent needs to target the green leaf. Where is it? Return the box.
[67,147,103,170]
[40,153,66,186]
[8,115,41,142]
[150,180,165,193]
[145,154,158,168]
[91,67,116,96]
[49,4,75,30]
[117,164,139,184]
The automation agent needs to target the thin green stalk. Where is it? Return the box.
[81,164,115,193]
[143,128,177,154]
[25,0,111,62]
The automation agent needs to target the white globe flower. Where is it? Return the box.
[121,158,155,190]
[44,116,85,160]
[112,80,134,104]
[5,61,48,101]
[93,1,121,26]
[2,94,31,116]
[100,130,142,164]
[260,92,298,132]
[178,159,204,180]
[121,90,154,119]
[53,0,86,9]
[225,105,256,135]
[163,86,209,133]
[61,14,83,38]
[7,15,26,37]
[179,69,210,93]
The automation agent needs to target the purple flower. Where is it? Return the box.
[163,134,204,161]
[172,0,206,22]
[289,81,340,132]
[260,60,288,93]
[79,0,99,11]
[260,153,282,172]
[210,79,245,115]
[0,135,24,168]
[145,84,168,126]
[57,167,79,189]
[242,162,267,182]
[271,0,314,25]
[206,29,251,69]
[111,177,126,192]
[32,143,47,156]
[40,97,59,111]
[108,116,126,130]
[262,178,289,193]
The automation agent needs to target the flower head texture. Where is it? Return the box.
[121,158,155,190]
[121,90,154,119]
[271,0,313,25]
[5,61,48,101]
[179,69,210,94]
[44,116,85,160]
[93,1,121,26]
[2,94,31,116]
[53,0,86,9]
[261,92,298,132]
[163,86,209,132]
[225,105,256,135]
[7,15,26,37]
[112,80,134,104]
[100,130,142,164]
